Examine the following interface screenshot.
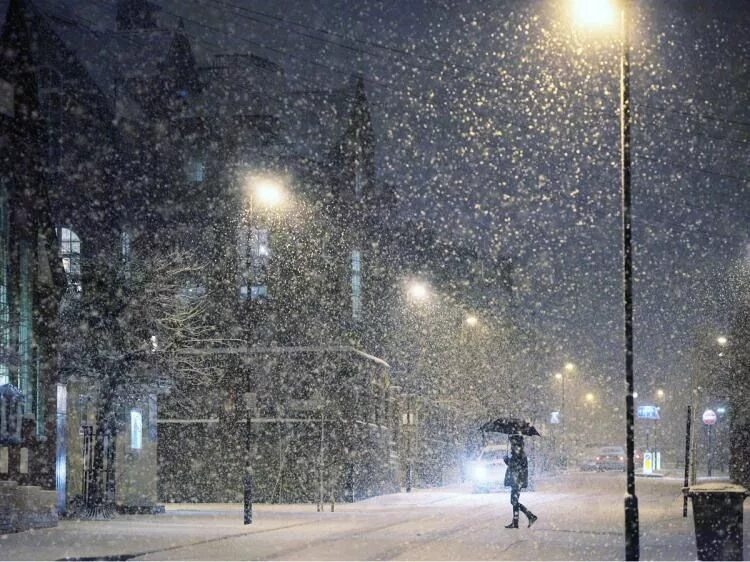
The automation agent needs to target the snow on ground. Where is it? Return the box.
[1,473,747,561]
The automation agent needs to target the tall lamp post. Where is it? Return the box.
[570,0,638,558]
[554,372,565,464]
[403,279,430,492]
[241,174,287,524]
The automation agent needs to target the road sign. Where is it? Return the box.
[643,452,653,474]
[702,409,717,425]
[637,405,660,420]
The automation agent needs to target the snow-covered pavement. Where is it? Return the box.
[1,473,747,560]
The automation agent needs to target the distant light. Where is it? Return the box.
[150,335,158,352]
[571,0,617,28]
[633,391,638,398]
[564,362,575,372]
[248,175,286,208]
[656,389,665,399]
[465,315,478,327]
[717,336,728,346]
[555,372,563,381]
[585,392,595,403]
[717,407,726,415]
[407,281,429,301]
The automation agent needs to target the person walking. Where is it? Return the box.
[504,434,537,528]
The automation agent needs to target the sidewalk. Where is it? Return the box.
[0,476,747,560]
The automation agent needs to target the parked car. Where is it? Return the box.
[578,446,601,471]
[467,444,508,492]
[595,446,626,471]
[578,446,626,471]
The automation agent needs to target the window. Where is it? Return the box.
[351,249,362,320]
[0,180,8,385]
[121,231,131,280]
[130,410,142,450]
[57,227,81,293]
[240,227,270,301]
[354,159,364,197]
[18,242,33,412]
[121,231,131,262]
[186,158,205,183]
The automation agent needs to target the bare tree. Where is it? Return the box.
[60,241,223,517]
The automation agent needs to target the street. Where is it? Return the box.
[2,473,746,561]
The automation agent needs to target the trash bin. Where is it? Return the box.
[684,483,749,561]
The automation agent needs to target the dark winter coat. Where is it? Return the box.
[504,452,529,489]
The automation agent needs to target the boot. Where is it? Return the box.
[504,518,519,529]
[519,504,537,528]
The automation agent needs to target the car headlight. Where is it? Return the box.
[471,463,488,481]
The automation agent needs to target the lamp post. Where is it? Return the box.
[241,173,287,525]
[403,280,430,491]
[554,372,566,466]
[570,0,638,557]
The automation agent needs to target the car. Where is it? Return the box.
[467,444,508,493]
[595,446,626,471]
[578,446,601,471]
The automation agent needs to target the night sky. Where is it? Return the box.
[8,0,750,433]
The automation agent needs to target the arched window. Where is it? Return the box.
[57,227,81,293]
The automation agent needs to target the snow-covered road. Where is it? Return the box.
[1,473,747,560]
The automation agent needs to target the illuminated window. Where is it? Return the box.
[0,179,8,385]
[240,228,269,301]
[130,410,142,450]
[57,227,81,293]
[351,249,362,320]
[186,158,205,183]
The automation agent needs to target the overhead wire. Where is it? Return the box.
[192,0,750,135]
[158,0,750,177]
[45,0,750,224]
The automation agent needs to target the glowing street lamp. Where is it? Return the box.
[570,1,639,557]
[407,281,430,302]
[246,174,287,209]
[240,172,288,526]
[465,315,479,327]
[564,362,575,372]
[716,336,728,347]
[571,0,616,29]
[585,392,596,404]
[554,371,567,466]
[656,388,665,400]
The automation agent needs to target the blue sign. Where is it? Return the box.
[637,405,660,420]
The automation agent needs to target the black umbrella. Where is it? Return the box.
[480,417,541,437]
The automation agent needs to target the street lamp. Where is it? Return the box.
[402,278,432,486]
[585,392,595,404]
[571,1,638,557]
[241,172,288,525]
[570,0,616,28]
[407,280,430,302]
[554,372,566,467]
[465,314,479,327]
[246,174,287,210]
[716,336,728,347]
[564,362,575,373]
